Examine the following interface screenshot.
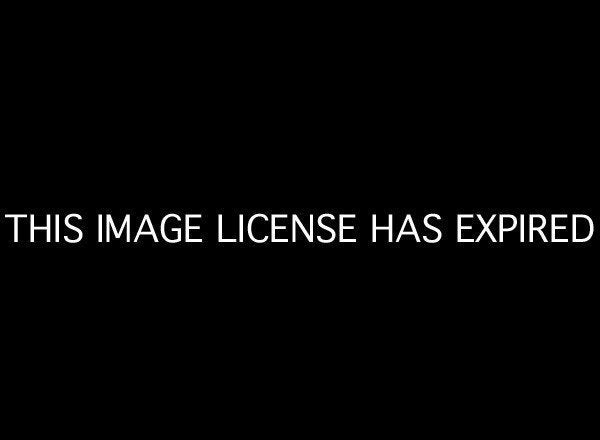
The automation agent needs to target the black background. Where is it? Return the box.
[1,6,597,434]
